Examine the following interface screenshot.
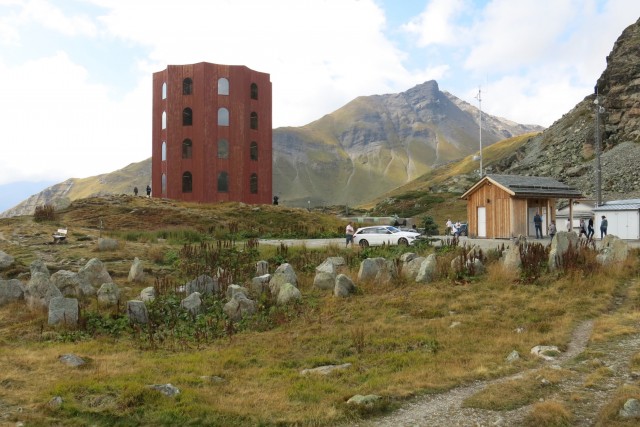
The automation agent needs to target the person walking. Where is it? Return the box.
[578,219,588,239]
[133,186,138,196]
[533,212,543,239]
[146,185,151,198]
[345,222,354,248]
[587,217,594,241]
[600,215,608,239]
[548,220,557,241]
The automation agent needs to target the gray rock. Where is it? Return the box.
[140,286,156,302]
[97,237,119,251]
[277,283,302,305]
[548,231,579,270]
[185,274,219,296]
[619,398,640,419]
[97,282,121,306]
[128,257,145,283]
[251,274,271,295]
[78,258,113,288]
[26,272,61,310]
[415,254,437,283]
[59,353,86,367]
[314,259,337,290]
[181,292,202,315]
[147,383,180,397]
[270,263,297,295]
[597,234,629,265]
[358,257,397,284]
[50,270,82,297]
[255,260,269,276]
[0,279,25,305]
[347,394,381,406]
[48,297,79,326]
[223,293,256,321]
[226,284,248,299]
[334,274,356,297]
[29,259,50,277]
[127,300,149,324]
[300,363,352,376]
[506,350,520,363]
[0,250,14,269]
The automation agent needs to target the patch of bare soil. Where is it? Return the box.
[354,284,640,427]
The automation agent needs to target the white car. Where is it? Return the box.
[352,225,421,247]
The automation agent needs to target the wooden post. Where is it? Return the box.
[568,199,574,231]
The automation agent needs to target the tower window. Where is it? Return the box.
[162,82,167,99]
[250,83,258,100]
[250,141,258,161]
[218,108,229,126]
[183,108,192,126]
[162,111,166,129]
[250,112,258,130]
[218,78,229,95]
[250,173,258,194]
[182,171,193,193]
[218,171,229,192]
[218,139,229,159]
[162,141,167,161]
[161,173,167,194]
[182,139,192,159]
[183,78,193,95]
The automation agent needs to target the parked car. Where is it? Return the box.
[353,225,421,247]
[454,223,468,237]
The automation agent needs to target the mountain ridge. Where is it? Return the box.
[1,81,541,218]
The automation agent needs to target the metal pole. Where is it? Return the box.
[594,94,603,206]
[476,87,483,177]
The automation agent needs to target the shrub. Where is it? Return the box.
[524,401,573,426]
[33,204,56,222]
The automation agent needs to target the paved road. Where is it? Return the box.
[258,236,640,250]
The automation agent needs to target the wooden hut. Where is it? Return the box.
[460,174,582,238]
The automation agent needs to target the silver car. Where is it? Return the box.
[352,225,421,247]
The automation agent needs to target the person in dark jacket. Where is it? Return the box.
[600,215,608,239]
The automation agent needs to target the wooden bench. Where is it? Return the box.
[52,228,68,243]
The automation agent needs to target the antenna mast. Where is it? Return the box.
[475,87,483,176]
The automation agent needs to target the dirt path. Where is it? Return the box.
[353,276,640,427]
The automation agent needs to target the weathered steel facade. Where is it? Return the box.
[152,62,272,204]
[461,174,582,239]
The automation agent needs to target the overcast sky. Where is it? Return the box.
[1,0,638,188]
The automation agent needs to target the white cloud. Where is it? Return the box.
[401,0,466,46]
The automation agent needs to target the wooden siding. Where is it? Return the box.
[152,62,272,205]
[465,180,560,238]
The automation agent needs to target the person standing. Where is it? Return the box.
[548,220,557,241]
[345,222,354,248]
[146,185,151,198]
[600,215,608,239]
[566,218,572,232]
[445,219,453,235]
[587,217,594,240]
[133,186,138,196]
[533,212,543,239]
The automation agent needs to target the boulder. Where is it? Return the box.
[127,300,149,324]
[97,282,121,306]
[30,259,50,277]
[226,284,248,299]
[140,286,156,302]
[185,274,219,296]
[181,292,202,315]
[277,283,302,305]
[97,237,119,251]
[255,260,269,276]
[0,251,14,269]
[619,398,640,419]
[26,272,61,310]
[415,254,437,283]
[269,263,297,295]
[223,293,256,321]
[128,257,145,283]
[0,279,25,305]
[334,274,356,297]
[78,258,113,288]
[48,297,79,326]
[402,256,425,282]
[313,259,336,290]
[357,257,397,284]
[596,234,629,265]
[50,270,82,297]
[250,274,271,295]
[548,231,579,271]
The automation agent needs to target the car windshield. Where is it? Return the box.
[384,226,402,233]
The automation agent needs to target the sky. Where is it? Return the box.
[1,0,639,193]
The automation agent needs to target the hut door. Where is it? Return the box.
[477,207,487,237]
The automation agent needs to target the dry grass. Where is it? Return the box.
[0,198,639,425]
[523,400,574,426]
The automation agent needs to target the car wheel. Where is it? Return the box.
[460,231,467,237]
[398,237,408,245]
[359,239,369,247]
